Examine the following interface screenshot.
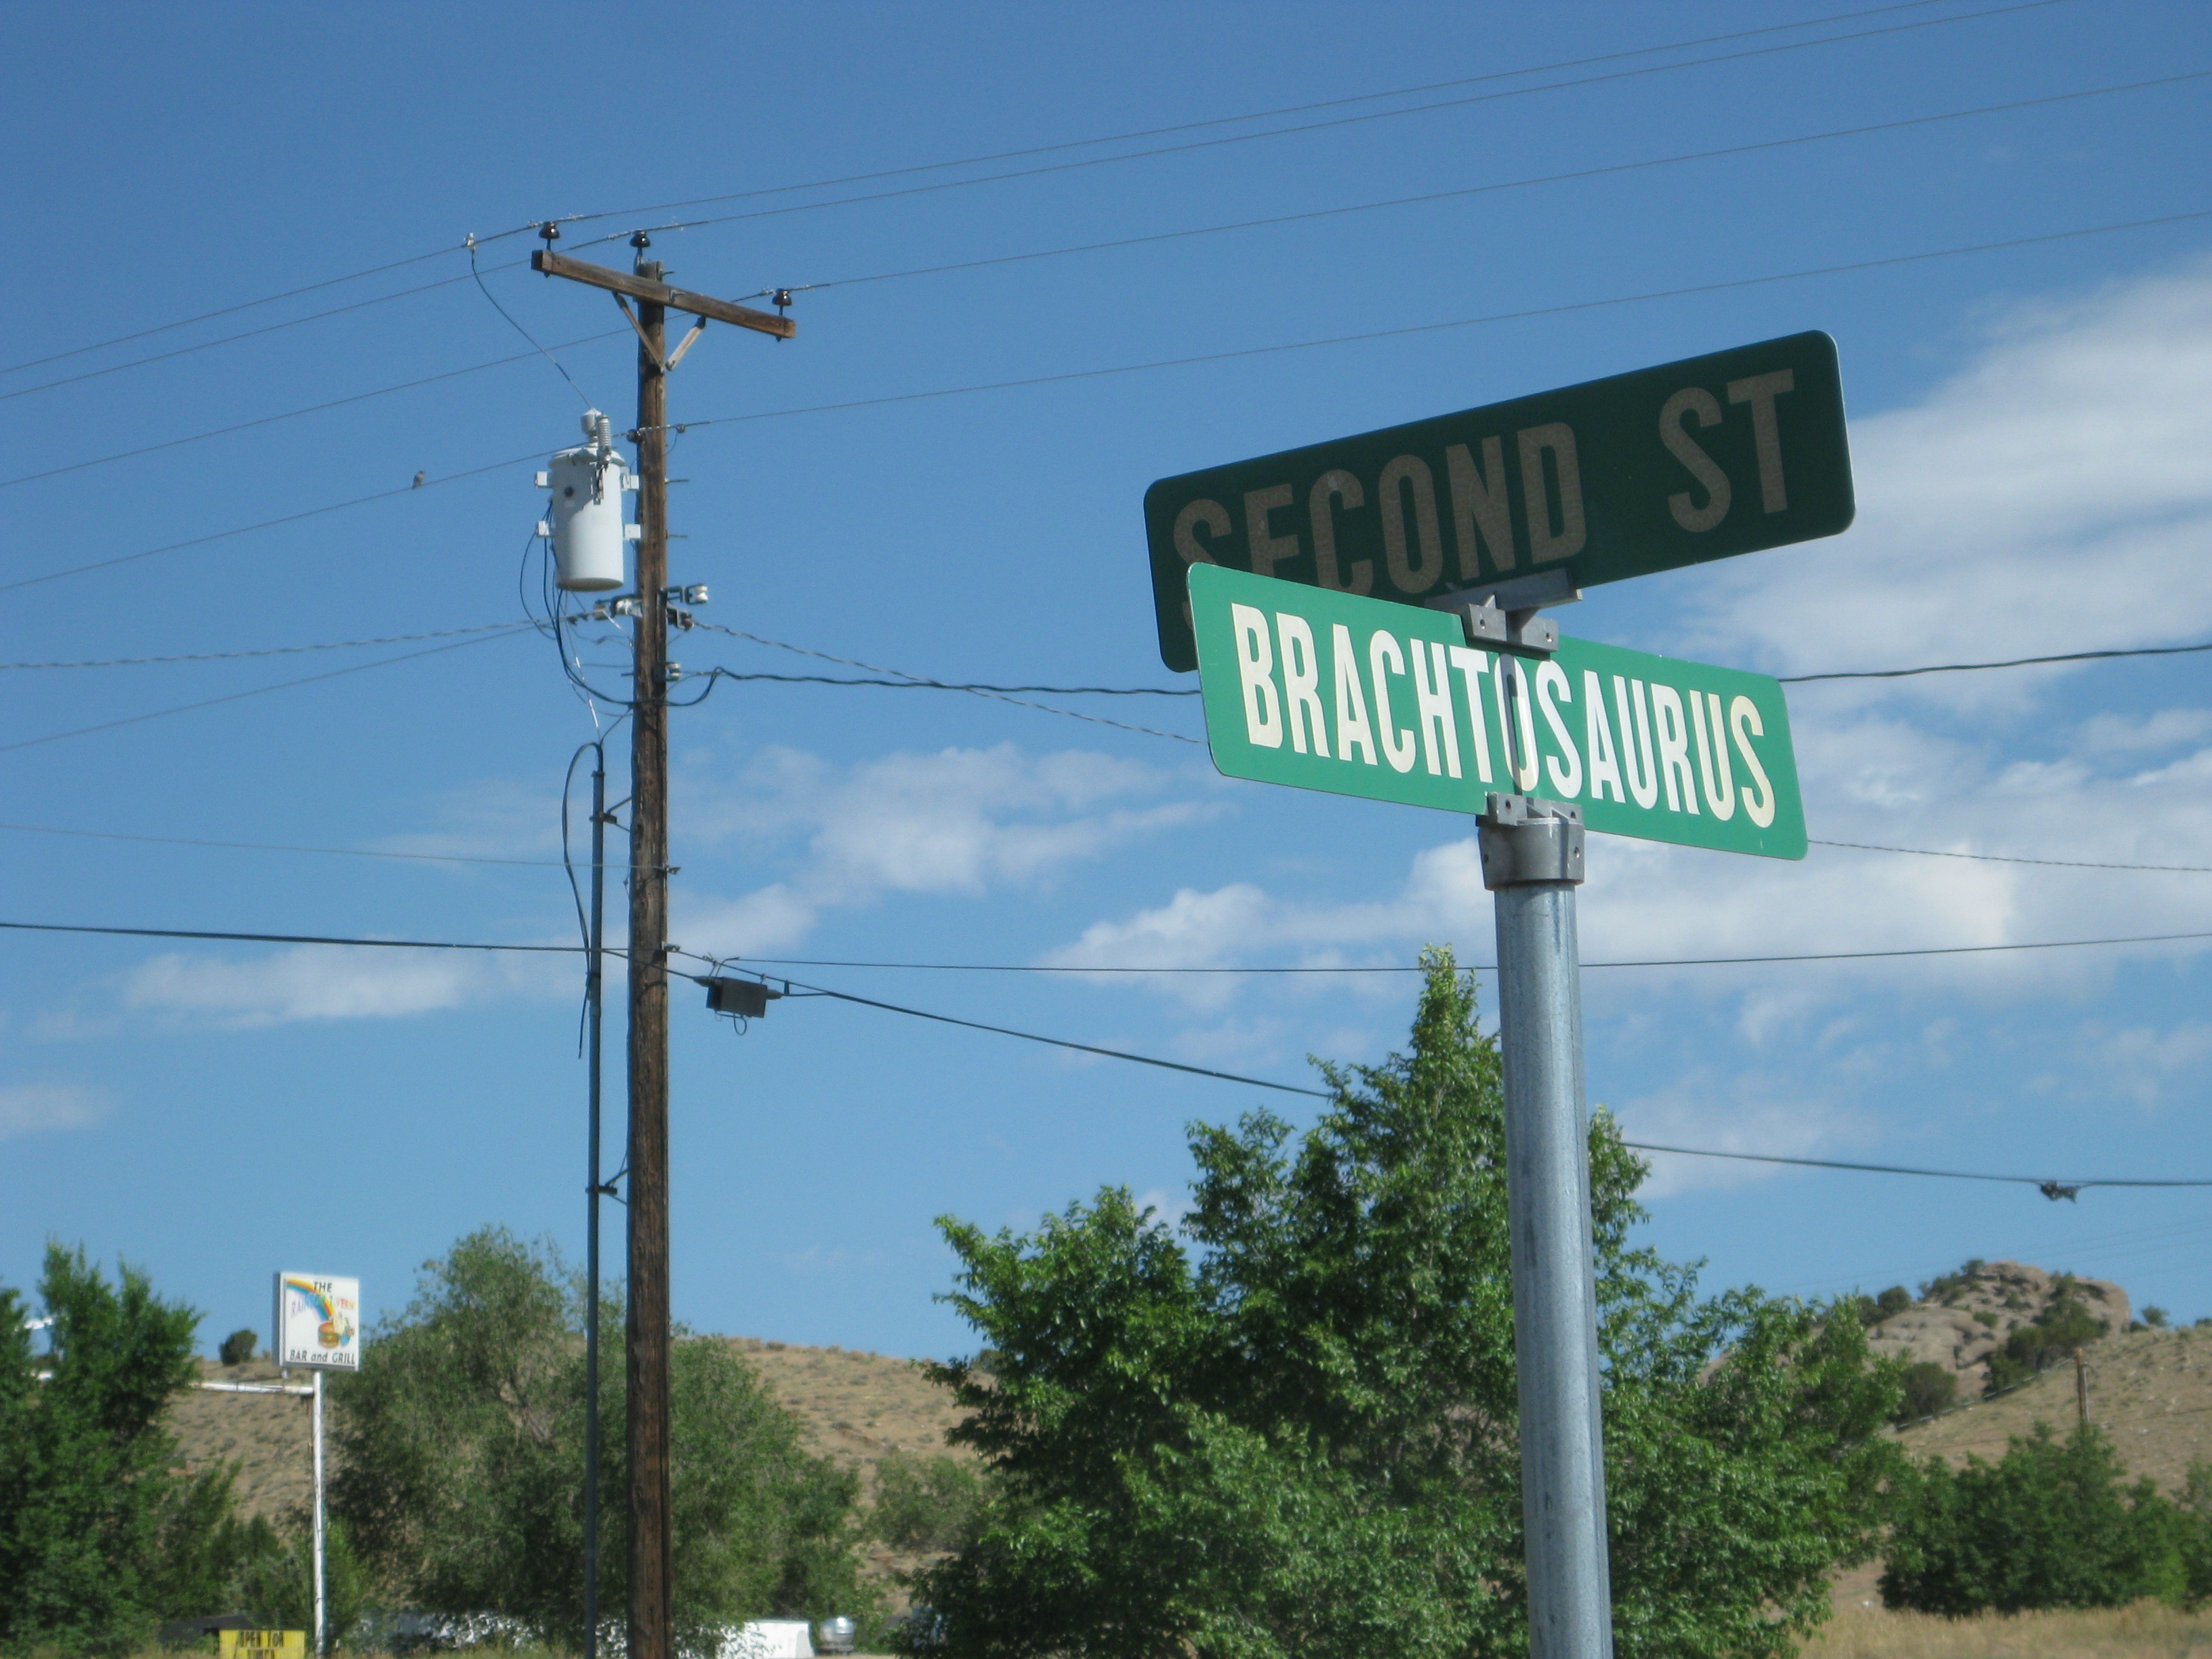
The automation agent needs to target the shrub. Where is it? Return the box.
[1881,1424,2184,1615]
[1920,1262,1986,1305]
[2144,1306,2171,1330]
[218,1328,259,1367]
[1986,1295,2107,1395]
[1894,1362,1957,1425]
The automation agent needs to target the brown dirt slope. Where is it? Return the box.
[168,1358,314,1524]
[723,1338,971,1489]
[1891,1324,2212,1494]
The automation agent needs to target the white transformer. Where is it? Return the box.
[536,409,638,592]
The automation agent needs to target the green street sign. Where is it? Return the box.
[1146,331,1851,671]
[1191,564,1806,859]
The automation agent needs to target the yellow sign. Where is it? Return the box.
[218,1631,304,1659]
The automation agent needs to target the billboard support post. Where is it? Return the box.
[272,1274,358,1659]
[1479,794,1612,1659]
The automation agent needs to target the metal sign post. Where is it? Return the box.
[1480,796,1611,1659]
[274,1273,360,1659]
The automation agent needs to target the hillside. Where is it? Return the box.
[1892,1323,2212,1492]
[169,1357,314,1524]
[166,1341,968,1530]
[1862,1258,2131,1394]
[724,1336,970,1488]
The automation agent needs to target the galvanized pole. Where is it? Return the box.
[312,1368,327,1657]
[583,745,606,1659]
[1478,793,1612,1659]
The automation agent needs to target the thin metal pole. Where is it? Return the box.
[312,1369,327,1657]
[1479,795,1612,1659]
[583,747,606,1659]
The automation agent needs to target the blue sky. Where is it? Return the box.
[3,1,2211,1359]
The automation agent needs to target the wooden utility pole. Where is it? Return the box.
[532,234,794,1659]
[2075,1347,2089,1429]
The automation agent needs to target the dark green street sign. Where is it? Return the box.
[1146,331,1851,671]
[1191,565,1806,859]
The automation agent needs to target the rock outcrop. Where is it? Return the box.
[1864,1259,2129,1389]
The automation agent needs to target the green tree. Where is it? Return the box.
[1881,1424,2183,1614]
[218,1329,260,1367]
[909,950,1902,1659]
[0,1246,209,1655]
[331,1228,874,1650]
[871,1452,987,1554]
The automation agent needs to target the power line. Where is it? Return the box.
[0,911,2196,1193]
[0,619,531,671]
[686,960,2212,1192]
[693,669,1204,743]
[0,627,535,757]
[794,70,2207,298]
[1782,639,2212,681]
[1620,1143,2212,1191]
[719,925,2212,975]
[0,918,581,953]
[1811,838,2212,875]
[661,208,2212,434]
[694,621,1195,695]
[685,622,1202,740]
[0,269,487,404]
[758,972,1335,1099]
[7,1,1987,384]
[0,332,623,492]
[0,242,492,380]
[24,208,2203,602]
[570,0,1987,229]
[598,1,2075,248]
[0,449,544,595]
[0,818,577,869]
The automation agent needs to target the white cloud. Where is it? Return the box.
[2082,1019,2212,1107]
[120,945,566,1029]
[678,743,1216,959]
[1610,1071,1877,1200]
[1684,256,2212,693]
[0,1081,112,1140]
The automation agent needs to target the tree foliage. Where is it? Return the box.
[1881,1424,2186,1614]
[909,951,1902,1659]
[871,1452,987,1555]
[0,1245,245,1655]
[331,1227,874,1650]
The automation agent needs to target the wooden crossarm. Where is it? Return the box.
[530,249,796,339]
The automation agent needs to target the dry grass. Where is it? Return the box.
[1805,1599,2212,1656]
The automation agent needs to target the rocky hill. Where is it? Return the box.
[1863,1258,2131,1393]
